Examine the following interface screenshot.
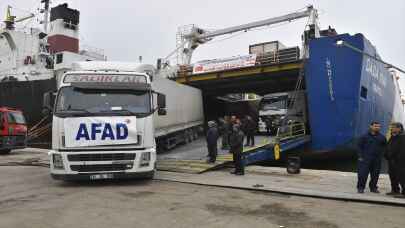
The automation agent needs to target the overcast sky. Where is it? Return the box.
[2,0,405,87]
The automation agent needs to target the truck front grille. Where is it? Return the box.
[67,153,136,162]
[70,164,132,172]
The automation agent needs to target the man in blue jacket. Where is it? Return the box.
[357,121,387,194]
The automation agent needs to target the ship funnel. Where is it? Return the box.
[47,3,80,54]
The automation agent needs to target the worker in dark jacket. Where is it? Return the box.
[229,121,245,175]
[357,121,387,194]
[385,122,405,196]
[221,116,231,150]
[206,121,219,163]
[244,116,256,147]
[396,128,405,199]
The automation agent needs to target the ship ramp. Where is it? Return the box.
[157,124,310,174]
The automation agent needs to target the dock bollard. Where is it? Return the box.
[286,156,301,174]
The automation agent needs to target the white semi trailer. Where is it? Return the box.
[43,62,204,181]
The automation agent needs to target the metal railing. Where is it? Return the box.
[276,122,306,141]
[255,47,300,66]
[176,46,300,77]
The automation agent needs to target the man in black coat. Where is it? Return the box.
[357,121,387,194]
[397,129,405,199]
[220,116,230,150]
[206,121,219,163]
[229,121,245,175]
[385,123,405,196]
[244,116,256,147]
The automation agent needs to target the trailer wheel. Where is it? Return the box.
[144,170,155,180]
[184,131,191,144]
[188,130,194,142]
[193,129,199,140]
[0,149,11,155]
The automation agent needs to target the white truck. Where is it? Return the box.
[258,91,306,134]
[43,62,204,181]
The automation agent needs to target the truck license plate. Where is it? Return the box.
[90,174,114,180]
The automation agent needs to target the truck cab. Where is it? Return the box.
[0,107,28,154]
[44,62,166,181]
[258,91,306,135]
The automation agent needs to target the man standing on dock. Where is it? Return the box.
[385,122,405,198]
[206,121,219,163]
[357,121,387,194]
[221,116,231,150]
[244,116,256,147]
[230,120,245,175]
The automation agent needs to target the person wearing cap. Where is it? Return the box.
[384,123,405,196]
[357,121,387,194]
[206,121,219,163]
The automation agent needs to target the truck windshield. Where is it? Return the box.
[261,96,288,110]
[56,87,151,116]
[7,112,26,124]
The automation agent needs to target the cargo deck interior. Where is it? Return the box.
[175,60,305,122]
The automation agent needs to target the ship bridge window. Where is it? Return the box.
[56,53,63,64]
[361,86,368,99]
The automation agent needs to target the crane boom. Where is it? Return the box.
[195,8,314,40]
[170,5,319,65]
[15,13,35,23]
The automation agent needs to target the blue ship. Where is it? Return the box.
[176,31,405,164]
[305,33,404,155]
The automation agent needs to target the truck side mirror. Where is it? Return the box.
[157,93,166,109]
[157,93,166,116]
[0,114,3,130]
[42,91,56,116]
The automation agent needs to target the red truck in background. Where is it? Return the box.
[0,107,28,154]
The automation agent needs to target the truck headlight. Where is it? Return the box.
[52,154,64,170]
[140,152,151,167]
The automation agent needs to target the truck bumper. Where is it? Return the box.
[49,148,156,181]
[51,170,155,181]
[0,135,27,150]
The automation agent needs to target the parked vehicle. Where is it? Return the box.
[258,91,306,135]
[43,61,204,181]
[0,107,28,154]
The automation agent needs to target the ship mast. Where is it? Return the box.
[41,0,50,33]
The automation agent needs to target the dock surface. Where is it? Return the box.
[156,166,405,206]
[2,148,405,206]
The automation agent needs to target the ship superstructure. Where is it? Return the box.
[0,1,106,146]
[0,1,106,83]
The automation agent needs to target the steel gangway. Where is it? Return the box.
[157,123,310,174]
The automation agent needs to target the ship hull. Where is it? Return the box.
[305,33,404,154]
[0,79,56,147]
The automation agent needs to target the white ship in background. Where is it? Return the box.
[0,0,106,84]
[0,1,106,145]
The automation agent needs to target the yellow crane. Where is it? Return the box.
[3,5,35,30]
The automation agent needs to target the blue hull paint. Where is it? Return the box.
[305,33,404,153]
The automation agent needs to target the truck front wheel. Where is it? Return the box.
[0,149,11,155]
[143,170,155,180]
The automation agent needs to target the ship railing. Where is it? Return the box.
[276,122,306,142]
[255,47,300,66]
[176,46,300,78]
